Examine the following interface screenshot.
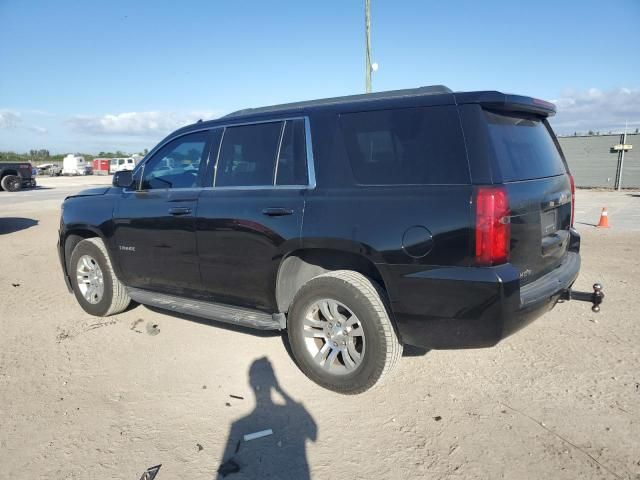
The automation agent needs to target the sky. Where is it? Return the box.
[0,0,638,154]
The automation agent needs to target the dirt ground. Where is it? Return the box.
[1,183,639,479]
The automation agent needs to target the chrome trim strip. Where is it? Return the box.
[202,184,308,191]
[304,116,317,189]
[212,127,226,187]
[218,117,301,128]
[273,121,287,186]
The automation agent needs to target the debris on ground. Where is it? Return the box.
[217,459,240,477]
[243,429,273,442]
[130,319,144,333]
[56,330,71,342]
[229,394,244,400]
[146,322,160,336]
[196,443,203,452]
[12,283,20,287]
[434,416,442,421]
[225,402,231,407]
[202,385,207,389]
[139,464,161,480]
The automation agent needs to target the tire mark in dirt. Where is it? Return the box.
[56,319,118,343]
[500,402,625,480]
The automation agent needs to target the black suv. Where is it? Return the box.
[0,162,36,191]
[58,86,598,394]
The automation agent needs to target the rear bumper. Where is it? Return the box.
[381,249,581,349]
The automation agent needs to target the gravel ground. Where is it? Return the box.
[0,182,639,479]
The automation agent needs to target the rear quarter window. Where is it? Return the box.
[484,110,567,181]
[340,106,470,185]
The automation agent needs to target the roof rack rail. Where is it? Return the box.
[223,85,452,119]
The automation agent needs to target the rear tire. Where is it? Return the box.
[69,237,131,316]
[1,175,22,192]
[287,270,402,394]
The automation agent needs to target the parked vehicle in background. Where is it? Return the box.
[109,159,119,174]
[36,163,53,174]
[0,162,36,191]
[62,154,89,176]
[92,158,111,175]
[58,86,604,394]
[109,157,137,174]
[36,163,62,176]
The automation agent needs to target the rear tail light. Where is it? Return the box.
[568,173,575,227]
[475,186,510,266]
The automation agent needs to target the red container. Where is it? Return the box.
[92,158,110,175]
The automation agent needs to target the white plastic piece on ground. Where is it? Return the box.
[243,429,273,442]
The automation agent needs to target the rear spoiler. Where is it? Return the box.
[455,91,556,117]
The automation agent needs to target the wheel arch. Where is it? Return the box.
[62,226,121,279]
[275,248,389,314]
[1,169,19,179]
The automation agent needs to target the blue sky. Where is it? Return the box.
[1,0,638,153]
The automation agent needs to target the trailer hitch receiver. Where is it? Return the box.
[561,283,605,312]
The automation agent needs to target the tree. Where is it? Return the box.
[588,130,594,135]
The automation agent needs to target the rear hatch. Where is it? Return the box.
[483,109,572,285]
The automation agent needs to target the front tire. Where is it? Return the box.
[69,237,131,316]
[287,270,402,394]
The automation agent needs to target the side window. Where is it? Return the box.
[215,122,282,187]
[140,131,208,190]
[340,106,470,185]
[276,119,308,186]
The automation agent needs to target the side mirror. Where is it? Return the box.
[113,170,134,188]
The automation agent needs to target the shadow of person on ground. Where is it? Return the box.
[217,357,317,479]
[0,217,38,235]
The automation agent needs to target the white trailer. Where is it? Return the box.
[62,154,88,176]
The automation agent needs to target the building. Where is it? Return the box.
[558,133,639,188]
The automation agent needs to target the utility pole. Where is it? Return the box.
[613,121,633,190]
[618,121,628,191]
[365,0,372,93]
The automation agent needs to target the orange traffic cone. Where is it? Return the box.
[597,208,609,228]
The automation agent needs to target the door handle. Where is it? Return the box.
[168,207,192,216]
[262,207,294,217]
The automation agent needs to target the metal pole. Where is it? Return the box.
[365,0,372,93]
[617,121,627,191]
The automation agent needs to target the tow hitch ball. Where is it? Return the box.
[561,283,605,312]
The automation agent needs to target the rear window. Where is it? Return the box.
[340,106,470,185]
[484,110,566,181]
